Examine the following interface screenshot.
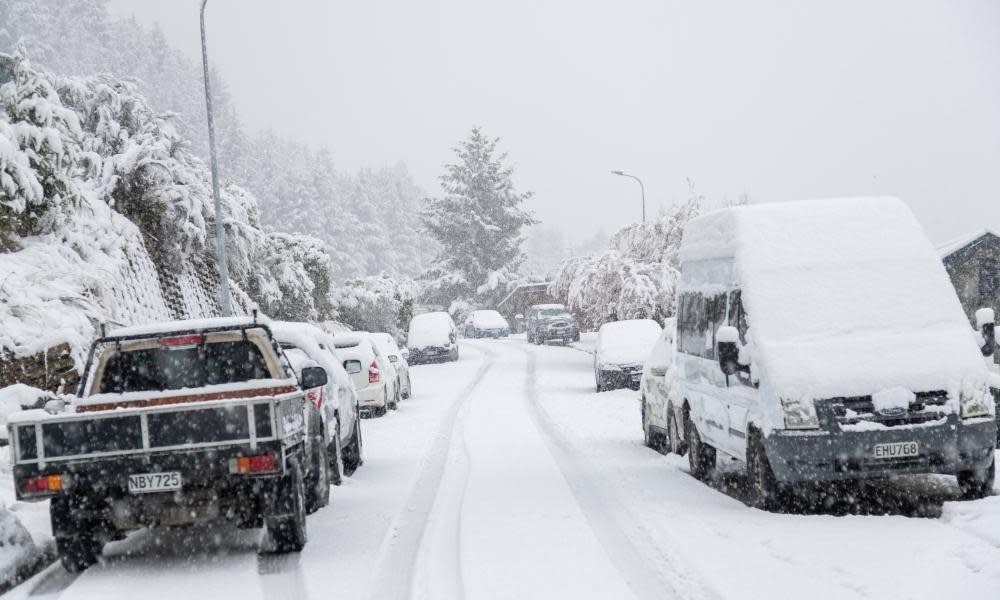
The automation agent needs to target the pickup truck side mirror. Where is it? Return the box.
[977,308,996,357]
[300,366,328,389]
[717,325,740,376]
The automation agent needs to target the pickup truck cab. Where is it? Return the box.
[7,317,330,571]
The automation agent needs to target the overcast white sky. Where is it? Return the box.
[107,0,1000,246]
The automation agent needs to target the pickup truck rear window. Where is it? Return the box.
[98,340,270,394]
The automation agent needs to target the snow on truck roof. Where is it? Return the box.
[680,197,987,398]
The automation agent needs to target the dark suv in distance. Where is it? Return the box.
[526,304,580,345]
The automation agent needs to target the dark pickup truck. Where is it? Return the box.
[7,317,332,571]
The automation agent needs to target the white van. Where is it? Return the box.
[675,197,996,510]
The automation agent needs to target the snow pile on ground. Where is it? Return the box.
[597,319,662,365]
[0,505,36,582]
[681,197,988,399]
[407,312,454,349]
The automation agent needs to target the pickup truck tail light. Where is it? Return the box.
[229,453,279,474]
[22,474,64,495]
[369,361,380,384]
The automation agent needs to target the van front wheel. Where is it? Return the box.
[747,429,787,511]
[685,414,715,480]
[958,455,995,500]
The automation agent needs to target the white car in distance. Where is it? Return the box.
[333,333,399,417]
[370,332,412,400]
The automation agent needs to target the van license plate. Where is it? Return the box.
[871,441,919,460]
[128,471,182,494]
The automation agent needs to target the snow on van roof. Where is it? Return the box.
[679,197,987,398]
[108,316,268,338]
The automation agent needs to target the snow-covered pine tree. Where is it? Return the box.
[421,127,536,308]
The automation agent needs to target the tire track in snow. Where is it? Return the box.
[365,345,495,600]
[521,346,720,600]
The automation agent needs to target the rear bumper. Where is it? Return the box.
[598,367,642,391]
[16,442,287,528]
[356,384,387,407]
[408,346,455,364]
[764,418,997,483]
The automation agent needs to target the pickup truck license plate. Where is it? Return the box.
[128,471,182,494]
[871,441,918,460]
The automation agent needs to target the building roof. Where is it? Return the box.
[939,228,1000,264]
[497,282,552,310]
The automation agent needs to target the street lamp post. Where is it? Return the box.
[611,170,646,223]
[200,0,233,316]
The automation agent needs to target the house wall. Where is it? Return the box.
[943,235,1000,362]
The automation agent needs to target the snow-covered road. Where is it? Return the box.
[9,338,1000,599]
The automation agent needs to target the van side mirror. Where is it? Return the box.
[388,355,398,363]
[717,325,740,376]
[300,366,328,389]
[977,308,996,357]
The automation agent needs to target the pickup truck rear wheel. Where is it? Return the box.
[51,496,103,572]
[342,412,365,476]
[267,461,308,553]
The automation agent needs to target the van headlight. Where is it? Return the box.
[781,398,819,429]
[960,387,992,419]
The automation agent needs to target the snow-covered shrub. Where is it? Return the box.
[551,196,701,329]
[247,230,334,323]
[0,49,84,245]
[331,274,418,339]
[54,70,214,265]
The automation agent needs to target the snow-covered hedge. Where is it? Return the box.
[331,274,418,340]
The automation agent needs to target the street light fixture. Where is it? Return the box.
[200,0,233,316]
[611,170,646,223]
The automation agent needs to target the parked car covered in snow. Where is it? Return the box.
[676,197,996,510]
[594,319,662,392]
[464,309,511,338]
[369,332,412,400]
[271,321,365,484]
[639,318,683,454]
[526,304,580,345]
[7,317,331,571]
[332,333,399,417]
[407,312,459,364]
